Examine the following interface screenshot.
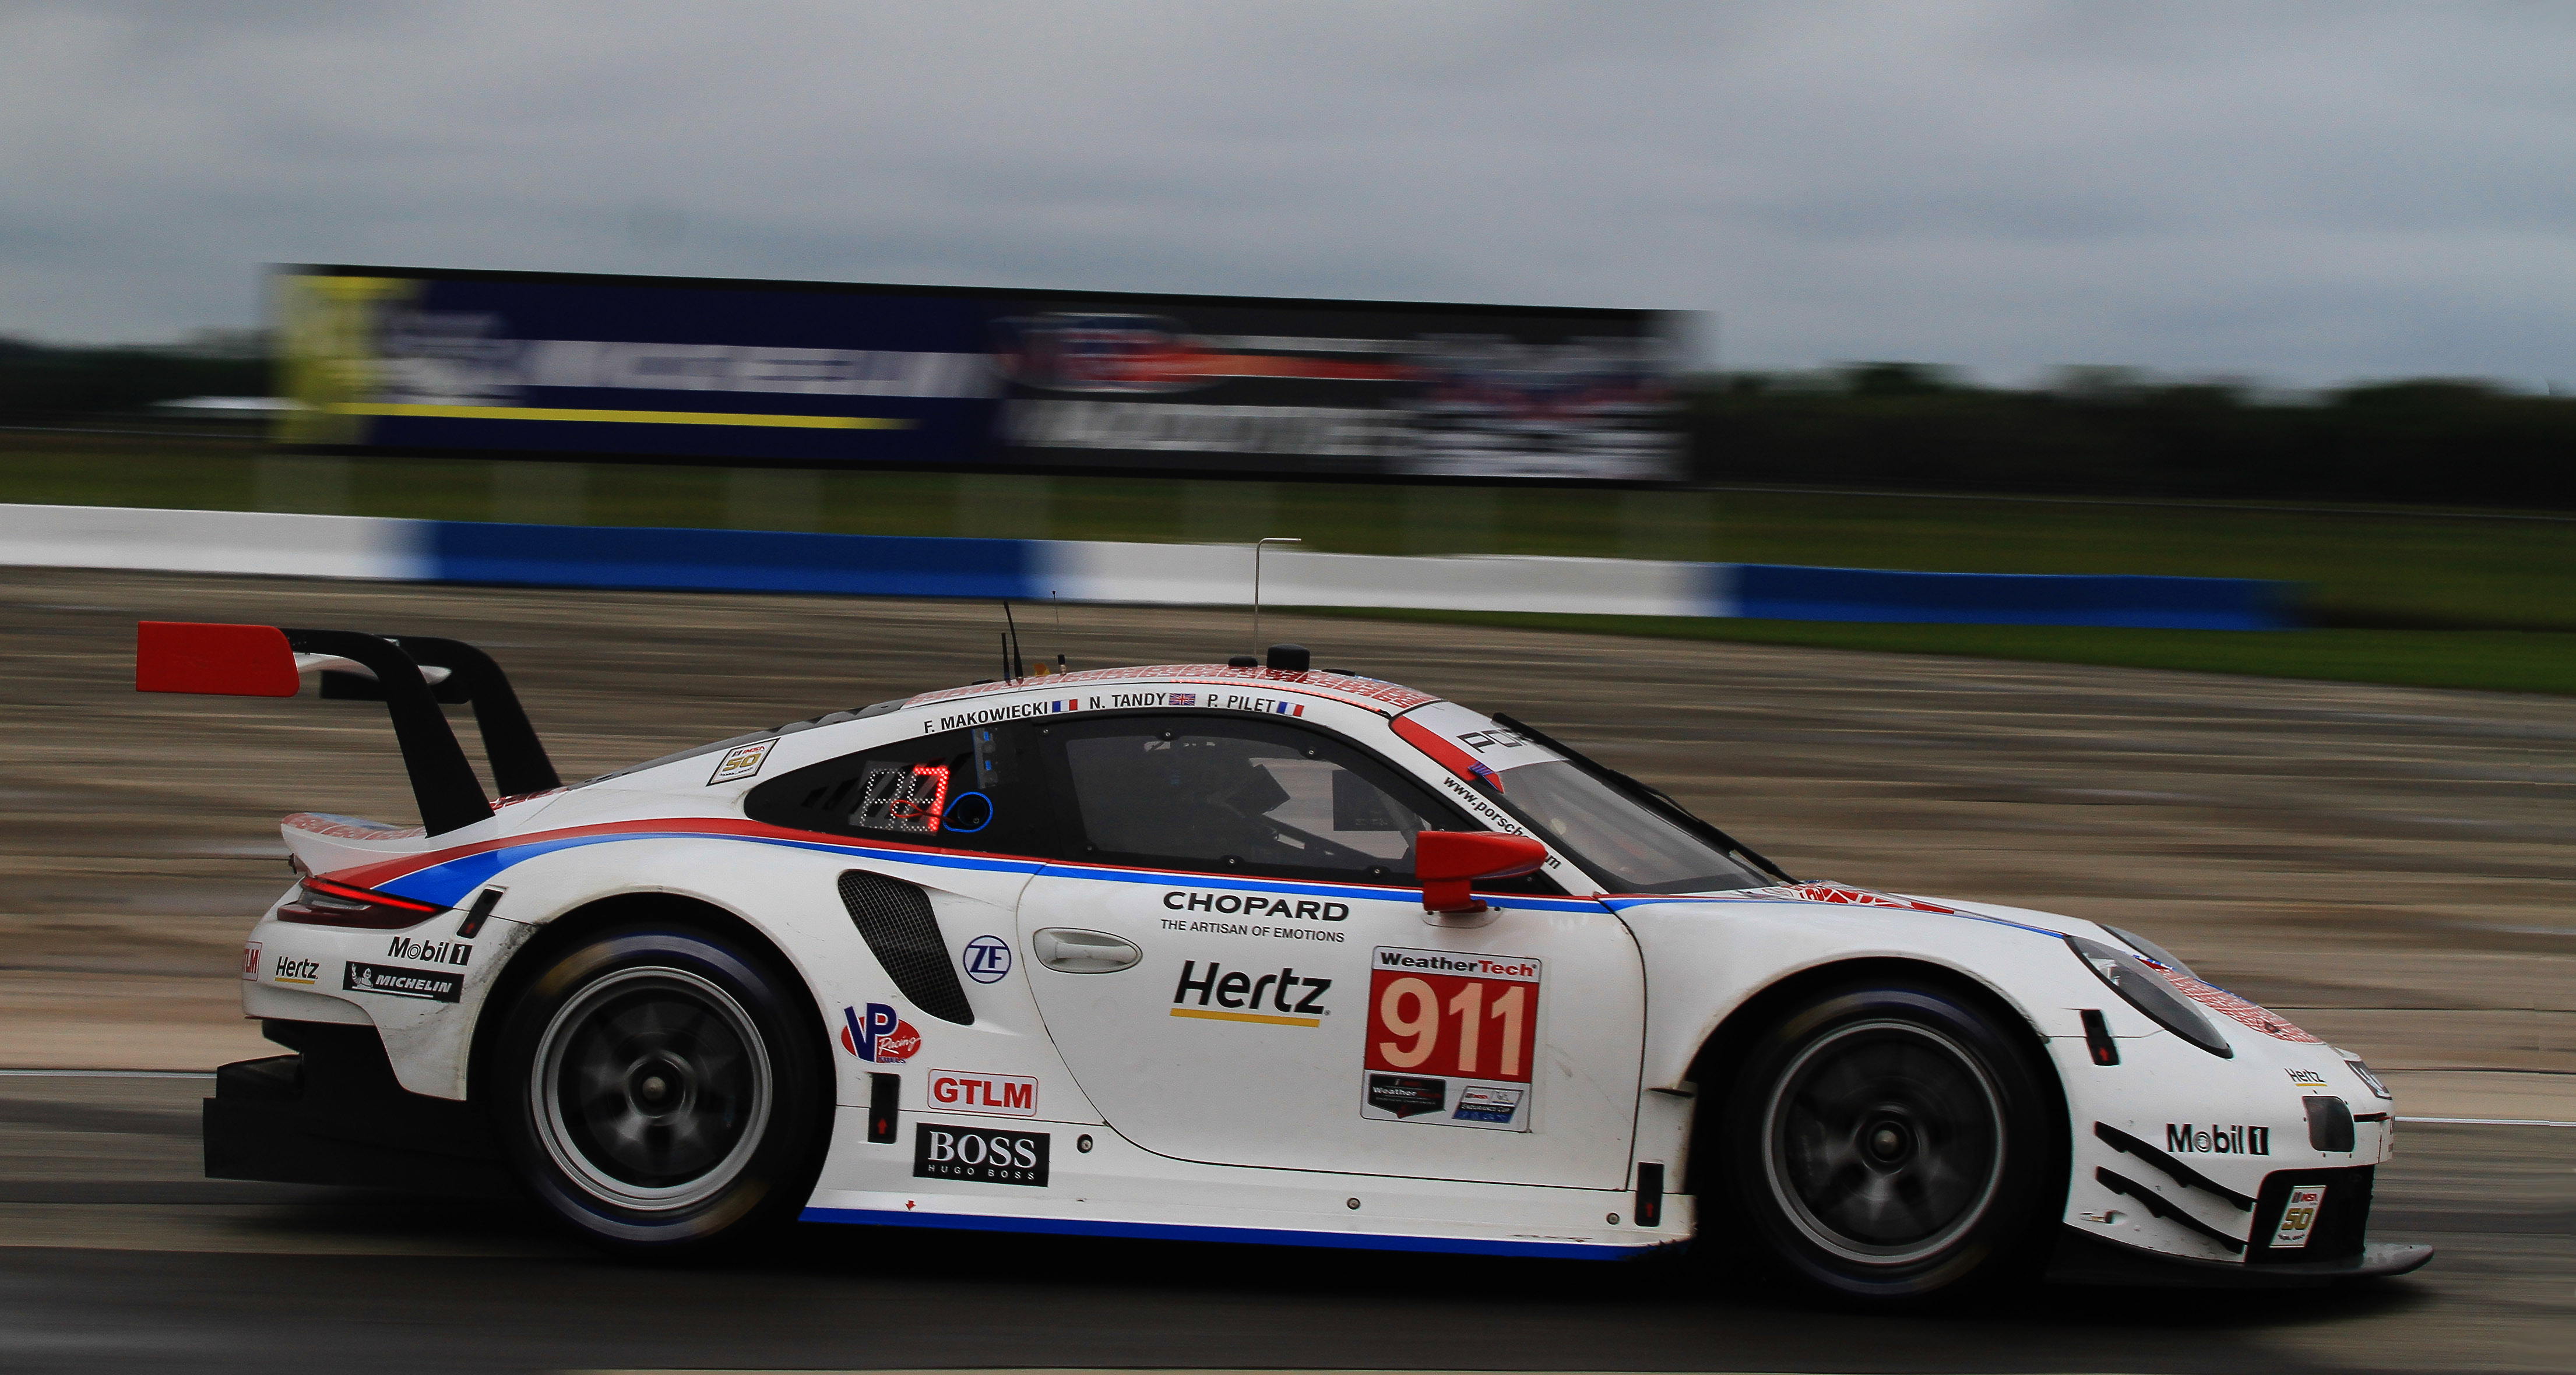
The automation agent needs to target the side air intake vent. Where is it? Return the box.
[837,870,975,1025]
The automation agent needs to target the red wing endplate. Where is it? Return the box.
[131,620,549,837]
[135,621,300,696]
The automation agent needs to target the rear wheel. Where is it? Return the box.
[494,922,829,1251]
[1722,982,2058,1301]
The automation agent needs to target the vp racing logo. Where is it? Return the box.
[842,1003,920,1063]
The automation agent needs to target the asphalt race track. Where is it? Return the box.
[2,566,2572,1372]
[0,1074,2567,1374]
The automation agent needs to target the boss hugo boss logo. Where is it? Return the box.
[2166,1123,2272,1155]
[1162,890,1348,921]
[913,1124,1048,1186]
[383,935,471,967]
[1170,960,1330,1025]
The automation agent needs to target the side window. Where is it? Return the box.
[1043,715,1458,883]
[746,725,1048,855]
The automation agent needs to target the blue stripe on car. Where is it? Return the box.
[797,1205,1663,1260]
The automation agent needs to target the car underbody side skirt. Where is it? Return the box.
[798,1204,1680,1261]
[203,1019,517,1199]
[2051,1227,2434,1288]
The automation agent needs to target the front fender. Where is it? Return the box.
[1618,893,2395,1267]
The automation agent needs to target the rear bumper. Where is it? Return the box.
[2051,1228,2434,1288]
[205,1019,516,1199]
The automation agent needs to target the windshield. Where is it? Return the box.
[1487,758,1773,895]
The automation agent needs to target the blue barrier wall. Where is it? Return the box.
[1729,563,2291,630]
[1,503,2295,629]
[429,521,1039,600]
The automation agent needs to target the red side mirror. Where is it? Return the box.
[135,621,298,697]
[1416,830,1549,914]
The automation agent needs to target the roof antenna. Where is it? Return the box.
[1000,602,1025,681]
[1252,536,1301,654]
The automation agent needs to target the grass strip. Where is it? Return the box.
[1296,608,2576,698]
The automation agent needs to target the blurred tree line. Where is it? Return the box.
[1684,363,2575,507]
[0,334,266,418]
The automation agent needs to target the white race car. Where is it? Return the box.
[141,620,2429,1298]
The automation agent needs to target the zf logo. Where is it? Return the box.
[961,935,1012,985]
[913,1124,1049,1186]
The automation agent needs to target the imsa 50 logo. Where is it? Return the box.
[913,1124,1048,1187]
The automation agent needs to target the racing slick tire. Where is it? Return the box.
[492,922,830,1252]
[1720,981,2059,1302]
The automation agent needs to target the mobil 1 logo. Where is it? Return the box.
[913,1123,1049,1187]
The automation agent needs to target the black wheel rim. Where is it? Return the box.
[1761,1017,2006,1265]
[532,967,772,1211]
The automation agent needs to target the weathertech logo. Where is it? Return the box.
[1374,949,1536,979]
[1170,960,1329,1027]
[2166,1123,2271,1155]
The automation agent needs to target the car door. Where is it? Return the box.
[1015,710,1644,1189]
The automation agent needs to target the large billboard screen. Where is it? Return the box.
[274,266,1690,484]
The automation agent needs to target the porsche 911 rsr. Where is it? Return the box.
[137,621,2430,1298]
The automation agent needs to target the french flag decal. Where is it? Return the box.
[1468,761,1500,786]
[1273,701,1305,716]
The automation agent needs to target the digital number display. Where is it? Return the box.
[857,761,951,834]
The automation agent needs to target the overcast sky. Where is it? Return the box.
[5,1,2573,384]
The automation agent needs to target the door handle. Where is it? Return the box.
[1033,928,1141,974]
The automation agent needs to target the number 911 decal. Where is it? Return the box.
[1362,946,1540,1131]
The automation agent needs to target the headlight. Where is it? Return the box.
[2104,923,2198,980]
[2335,1047,2394,1099]
[2067,935,2233,1058]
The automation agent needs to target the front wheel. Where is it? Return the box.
[1721,982,2060,1301]
[493,922,829,1251]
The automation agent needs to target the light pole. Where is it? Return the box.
[1252,536,1301,653]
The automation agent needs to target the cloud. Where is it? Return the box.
[3,1,2574,383]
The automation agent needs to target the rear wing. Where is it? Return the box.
[135,622,558,835]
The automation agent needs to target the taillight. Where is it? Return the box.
[277,876,444,929]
